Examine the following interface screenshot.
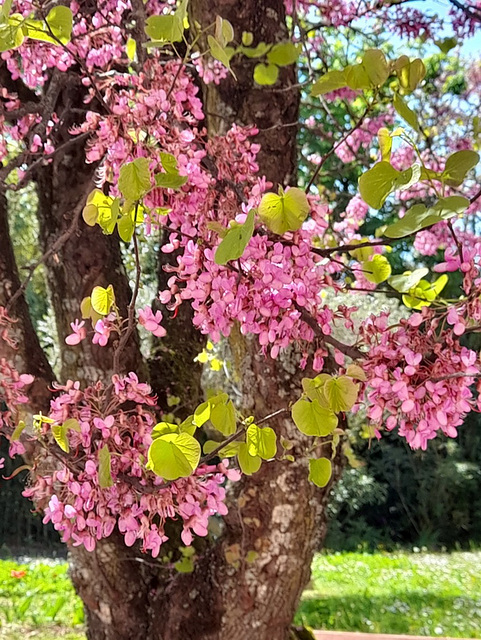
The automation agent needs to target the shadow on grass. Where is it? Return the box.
[295,592,481,638]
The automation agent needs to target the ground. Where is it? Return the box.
[1,551,480,639]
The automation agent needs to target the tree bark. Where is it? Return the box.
[0,191,53,410]
[67,3,343,640]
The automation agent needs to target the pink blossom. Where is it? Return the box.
[65,319,87,346]
[138,306,166,338]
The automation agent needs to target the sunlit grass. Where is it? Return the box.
[297,551,481,637]
[2,551,481,639]
[0,559,85,640]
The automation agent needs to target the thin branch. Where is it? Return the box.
[305,101,374,193]
[112,208,142,374]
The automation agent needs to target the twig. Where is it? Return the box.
[112,206,142,374]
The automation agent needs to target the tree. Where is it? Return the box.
[0,1,480,639]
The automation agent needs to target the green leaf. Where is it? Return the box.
[45,6,73,44]
[147,432,201,480]
[378,128,392,162]
[202,439,240,458]
[362,49,389,86]
[246,424,277,460]
[194,393,236,436]
[396,57,426,93]
[253,62,279,85]
[242,31,253,46]
[151,421,179,439]
[345,64,371,90]
[52,423,69,453]
[0,17,24,52]
[311,70,347,96]
[214,15,234,45]
[267,42,300,66]
[126,37,136,61]
[402,275,448,309]
[301,374,331,408]
[308,457,332,488]
[362,254,392,284]
[207,34,234,69]
[118,158,151,201]
[345,364,367,382]
[11,420,26,441]
[359,162,415,209]
[98,445,113,488]
[90,284,115,316]
[393,93,420,132]
[237,442,262,475]
[117,211,135,243]
[388,268,429,292]
[435,37,457,54]
[258,187,310,235]
[324,376,359,412]
[0,0,13,21]
[144,0,187,43]
[155,173,187,189]
[214,209,255,265]
[384,196,469,238]
[292,398,338,436]
[442,150,479,187]
[210,394,236,436]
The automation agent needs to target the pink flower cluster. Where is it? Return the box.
[359,311,480,450]
[19,375,237,555]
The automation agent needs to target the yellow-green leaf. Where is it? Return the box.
[147,432,201,480]
[90,284,115,316]
[98,444,113,488]
[237,442,262,475]
[362,49,389,86]
[324,376,359,412]
[311,69,347,96]
[258,187,310,235]
[359,162,415,209]
[345,364,367,382]
[11,420,26,441]
[214,209,255,265]
[362,254,392,284]
[267,42,300,67]
[45,6,73,44]
[126,37,136,61]
[118,158,151,202]
[253,62,279,85]
[308,457,332,488]
[52,423,69,453]
[388,268,429,292]
[378,128,392,162]
[393,93,420,132]
[246,424,277,460]
[292,398,338,436]
[442,150,479,187]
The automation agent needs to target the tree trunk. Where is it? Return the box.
[67,3,344,640]
[0,191,53,410]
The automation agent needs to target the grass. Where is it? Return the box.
[296,551,481,637]
[0,559,85,640]
[1,551,480,638]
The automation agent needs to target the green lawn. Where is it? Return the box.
[1,552,480,639]
[0,559,85,640]
[296,551,481,637]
